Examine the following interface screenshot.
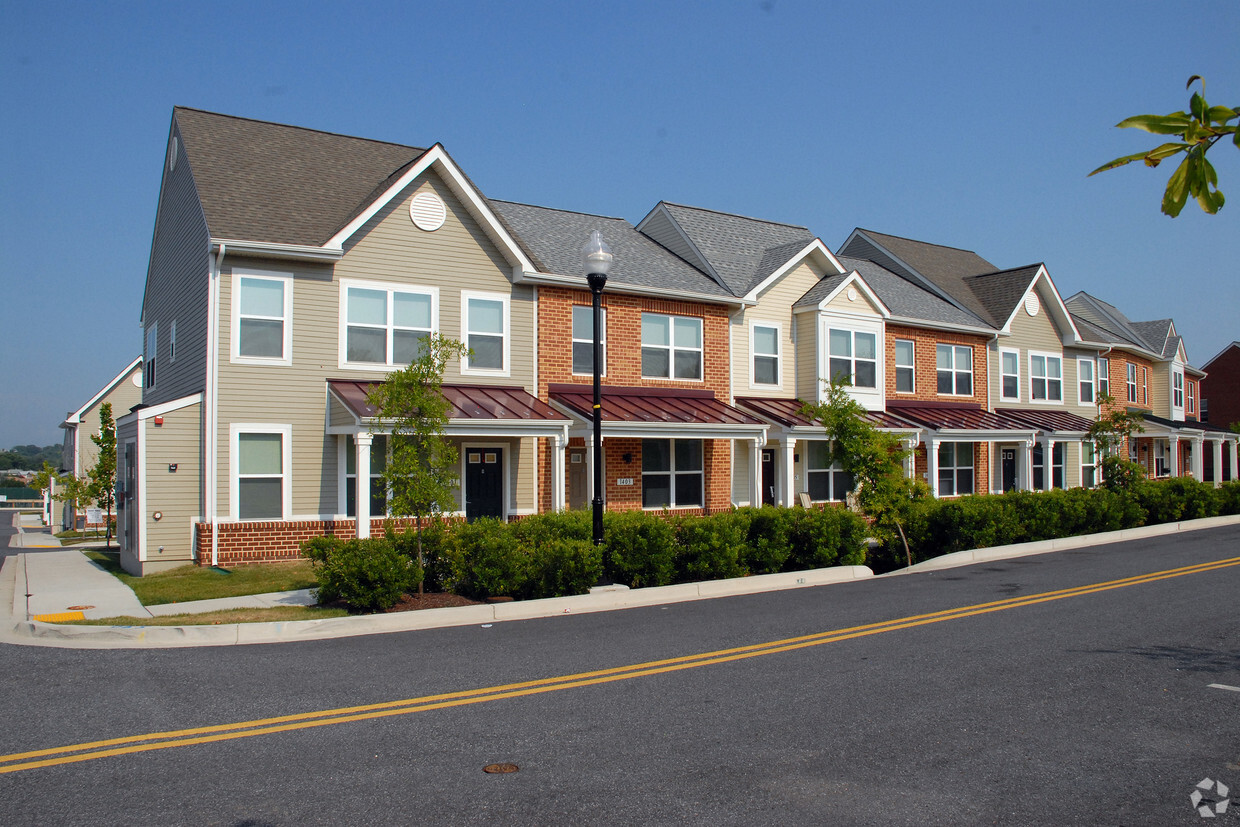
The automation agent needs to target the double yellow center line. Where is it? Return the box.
[3,555,1237,775]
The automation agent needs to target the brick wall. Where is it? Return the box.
[193,516,445,566]
[885,324,990,405]
[1201,345,1240,429]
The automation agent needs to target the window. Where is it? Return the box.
[894,339,915,394]
[751,323,780,386]
[345,435,387,518]
[1098,357,1109,397]
[641,439,703,508]
[235,273,291,363]
[1030,353,1063,402]
[828,328,877,388]
[1142,367,1148,404]
[936,344,973,396]
[642,313,702,380]
[232,426,290,520]
[806,441,854,502]
[144,323,157,389]
[1173,371,1184,409]
[1188,381,1196,415]
[169,321,177,363]
[1078,358,1094,405]
[1154,440,1169,477]
[1202,397,1209,422]
[1033,442,1065,489]
[1126,363,1137,402]
[343,282,435,367]
[937,442,974,496]
[463,292,509,374]
[1000,349,1020,401]
[571,305,606,376]
[1081,441,1097,488]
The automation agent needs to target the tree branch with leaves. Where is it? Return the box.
[87,402,117,546]
[1090,75,1238,216]
[1087,394,1147,491]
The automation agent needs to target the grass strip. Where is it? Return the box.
[61,606,348,626]
[84,551,318,605]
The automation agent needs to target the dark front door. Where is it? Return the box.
[761,449,776,506]
[568,449,587,510]
[1001,448,1017,492]
[465,447,504,521]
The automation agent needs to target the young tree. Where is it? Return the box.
[1090,76,1238,217]
[801,379,930,568]
[87,403,118,546]
[366,334,468,595]
[1087,393,1147,491]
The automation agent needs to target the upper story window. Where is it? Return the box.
[1098,357,1109,397]
[462,291,509,375]
[1000,349,1020,401]
[894,339,915,394]
[828,328,877,388]
[936,344,973,396]
[642,313,702,380]
[572,305,606,376]
[1078,358,1095,405]
[1030,353,1063,402]
[343,281,435,367]
[751,322,780,387]
[169,321,177,363]
[234,271,292,365]
[1187,380,1196,415]
[1126,363,1138,402]
[144,323,158,389]
[1173,370,1185,409]
[641,439,702,508]
[1142,367,1148,405]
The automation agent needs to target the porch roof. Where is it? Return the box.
[734,397,917,432]
[327,380,570,430]
[548,383,766,439]
[994,407,1095,435]
[885,400,1036,438]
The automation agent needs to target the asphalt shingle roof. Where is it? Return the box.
[174,107,426,246]
[963,265,1043,329]
[828,257,991,328]
[656,203,815,296]
[851,229,1001,321]
[488,200,733,299]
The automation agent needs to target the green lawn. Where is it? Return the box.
[63,606,348,626]
[85,551,318,605]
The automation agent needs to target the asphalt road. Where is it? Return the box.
[1,525,1237,825]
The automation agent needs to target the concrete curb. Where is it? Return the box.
[0,565,874,650]
[897,513,1240,574]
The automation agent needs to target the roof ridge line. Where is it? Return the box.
[857,228,984,258]
[173,106,426,153]
[488,198,630,223]
[660,201,811,232]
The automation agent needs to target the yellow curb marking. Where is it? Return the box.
[31,612,85,623]
[2,555,1237,775]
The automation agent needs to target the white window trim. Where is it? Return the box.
[999,347,1021,402]
[936,343,974,398]
[1126,363,1138,402]
[229,423,292,522]
[338,278,439,371]
[937,442,975,497]
[1142,366,1148,405]
[1187,379,1196,414]
[748,320,783,390]
[1077,357,1095,406]
[1081,441,1098,488]
[894,338,915,395]
[340,434,389,518]
[641,438,704,510]
[169,320,177,364]
[145,322,157,390]
[805,441,851,503]
[571,305,607,377]
[231,269,293,367]
[1172,369,1185,414]
[460,290,511,378]
[1028,350,1064,405]
[641,312,704,382]
[1098,357,1109,398]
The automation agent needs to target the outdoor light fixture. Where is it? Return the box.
[581,230,613,550]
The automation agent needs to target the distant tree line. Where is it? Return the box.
[0,444,63,472]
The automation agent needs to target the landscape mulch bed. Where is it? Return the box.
[320,592,485,614]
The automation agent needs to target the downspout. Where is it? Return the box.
[208,243,225,566]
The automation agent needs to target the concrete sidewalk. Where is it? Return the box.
[12,550,149,621]
[8,513,63,549]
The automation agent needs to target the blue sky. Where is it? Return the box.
[2,0,1237,450]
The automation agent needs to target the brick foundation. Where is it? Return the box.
[193,516,455,566]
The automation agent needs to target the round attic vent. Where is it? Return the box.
[410,191,446,232]
[1024,292,1040,317]
[846,286,858,302]
[131,371,143,388]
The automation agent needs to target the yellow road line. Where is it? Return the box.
[3,555,1237,775]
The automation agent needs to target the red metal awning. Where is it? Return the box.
[328,380,569,423]
[548,383,764,431]
[885,400,1033,434]
[734,397,917,431]
[994,408,1094,434]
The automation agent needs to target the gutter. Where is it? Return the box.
[207,243,225,567]
[211,238,342,264]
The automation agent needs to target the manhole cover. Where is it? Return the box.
[483,763,519,774]
[67,605,95,610]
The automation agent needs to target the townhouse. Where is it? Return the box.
[117,107,1236,574]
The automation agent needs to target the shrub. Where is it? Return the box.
[1217,480,1240,516]
[1134,477,1220,524]
[526,536,603,598]
[785,506,869,571]
[603,509,677,588]
[390,520,463,593]
[455,517,530,599]
[674,512,746,583]
[739,507,793,575]
[302,536,419,612]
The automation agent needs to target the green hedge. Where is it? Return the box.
[870,478,1240,572]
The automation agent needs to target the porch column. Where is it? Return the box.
[751,437,764,508]
[1191,437,1204,480]
[355,432,372,539]
[551,430,567,511]
[903,438,918,480]
[1169,435,1180,477]
[1230,439,1239,483]
[927,437,940,498]
[781,438,796,507]
[1023,439,1035,492]
[1211,439,1224,487]
[1042,437,1056,491]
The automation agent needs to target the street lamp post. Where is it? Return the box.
[582,230,613,550]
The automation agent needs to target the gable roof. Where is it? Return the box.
[1202,342,1240,369]
[488,200,734,301]
[640,202,816,296]
[173,107,427,247]
[1130,319,1176,358]
[62,356,143,425]
[830,257,993,329]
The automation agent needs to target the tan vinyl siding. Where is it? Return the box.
[1151,364,1171,417]
[795,309,819,401]
[732,261,825,397]
[993,284,1092,413]
[143,402,201,565]
[73,369,144,479]
[215,168,540,518]
[822,284,883,317]
[143,120,210,407]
